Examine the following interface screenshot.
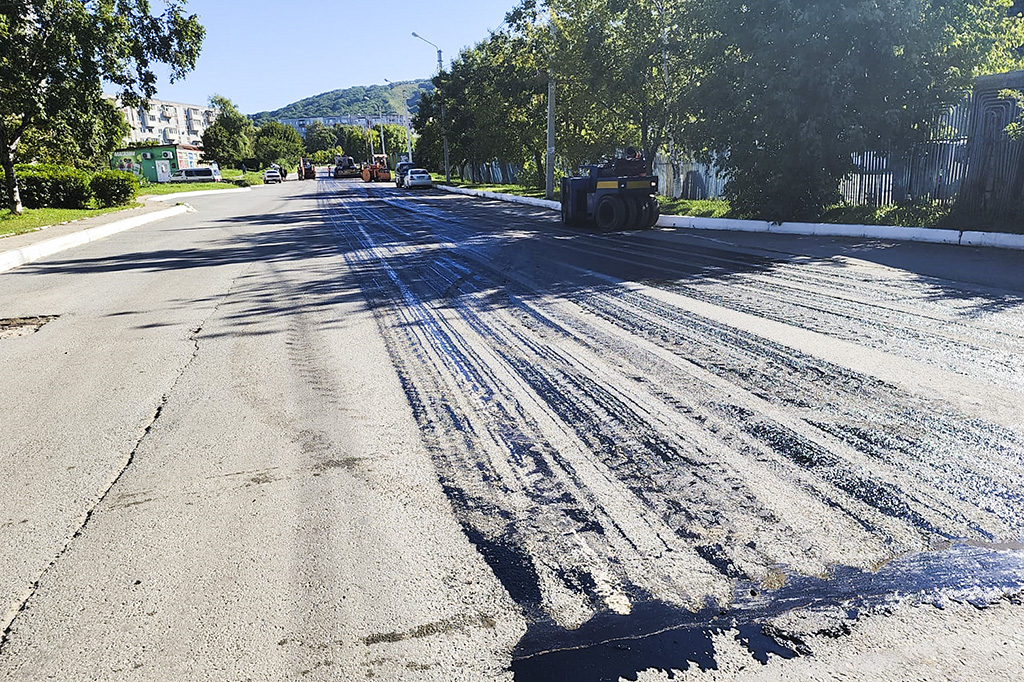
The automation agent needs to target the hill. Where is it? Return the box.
[251,80,433,123]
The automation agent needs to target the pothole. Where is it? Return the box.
[0,316,58,339]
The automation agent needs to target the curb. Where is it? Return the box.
[145,187,251,203]
[443,185,561,211]
[440,185,1024,251]
[0,204,191,274]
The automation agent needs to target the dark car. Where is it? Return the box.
[394,161,415,188]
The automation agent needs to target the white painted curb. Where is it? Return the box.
[0,204,191,274]
[444,185,561,211]
[441,185,1024,251]
[146,187,251,203]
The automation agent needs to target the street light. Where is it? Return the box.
[384,78,414,164]
[412,31,450,183]
[363,96,386,161]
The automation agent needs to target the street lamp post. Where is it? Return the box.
[363,96,386,162]
[385,78,414,164]
[412,31,450,183]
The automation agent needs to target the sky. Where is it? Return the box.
[143,0,519,115]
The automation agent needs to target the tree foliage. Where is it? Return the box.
[1,0,204,213]
[253,120,304,169]
[251,81,432,121]
[302,121,336,154]
[699,0,1023,220]
[411,0,1021,219]
[201,95,253,168]
[17,96,129,170]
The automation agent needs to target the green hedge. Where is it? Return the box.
[1,164,141,209]
[17,167,92,209]
[91,170,139,207]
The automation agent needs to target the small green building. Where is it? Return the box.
[110,144,205,183]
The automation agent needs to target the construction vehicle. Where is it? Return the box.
[332,155,361,179]
[560,153,660,230]
[298,158,317,180]
[361,154,391,183]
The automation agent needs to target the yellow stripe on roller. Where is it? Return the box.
[596,181,619,189]
[626,180,654,189]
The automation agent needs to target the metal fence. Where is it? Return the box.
[651,86,1021,216]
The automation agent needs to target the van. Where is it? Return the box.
[167,166,221,183]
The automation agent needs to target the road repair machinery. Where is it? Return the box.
[332,155,361,179]
[298,158,317,180]
[560,151,660,230]
[361,154,392,183]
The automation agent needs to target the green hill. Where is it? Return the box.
[251,80,433,123]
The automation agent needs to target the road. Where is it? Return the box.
[1,178,1022,681]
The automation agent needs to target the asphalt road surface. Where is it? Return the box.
[1,178,1023,681]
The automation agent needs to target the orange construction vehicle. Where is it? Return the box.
[298,158,317,180]
[361,154,391,183]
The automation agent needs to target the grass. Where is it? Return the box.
[433,175,553,199]
[138,181,237,195]
[220,169,267,185]
[137,169,266,196]
[0,204,137,238]
[656,197,731,218]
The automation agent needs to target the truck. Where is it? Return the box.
[333,155,361,179]
[361,154,392,183]
[559,154,660,230]
[298,158,317,180]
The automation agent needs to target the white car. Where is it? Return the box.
[404,168,433,189]
[263,168,282,184]
[167,166,221,183]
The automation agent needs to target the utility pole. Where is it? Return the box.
[412,32,450,182]
[385,78,414,163]
[545,14,556,200]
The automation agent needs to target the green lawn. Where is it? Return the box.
[433,176,553,200]
[0,204,137,238]
[656,197,732,218]
[138,181,240,196]
[220,169,267,185]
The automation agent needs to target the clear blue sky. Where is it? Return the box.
[146,0,518,114]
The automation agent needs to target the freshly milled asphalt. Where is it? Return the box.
[1,178,1022,681]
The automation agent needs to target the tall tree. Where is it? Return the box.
[17,96,129,169]
[200,95,253,168]
[302,121,336,154]
[253,120,304,169]
[698,0,1023,220]
[0,0,204,213]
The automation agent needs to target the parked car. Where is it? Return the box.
[263,168,282,184]
[167,166,221,183]
[404,168,433,189]
[394,161,415,188]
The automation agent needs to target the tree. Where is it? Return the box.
[253,120,304,169]
[698,0,1023,220]
[332,124,372,161]
[303,121,336,154]
[17,96,129,170]
[1,0,204,213]
[200,95,253,169]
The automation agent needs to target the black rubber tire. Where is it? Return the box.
[622,195,639,230]
[646,199,661,228]
[595,195,625,231]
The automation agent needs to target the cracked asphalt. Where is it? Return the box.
[1,178,1022,681]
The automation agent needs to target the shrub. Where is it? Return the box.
[229,177,251,187]
[13,166,92,209]
[91,170,139,207]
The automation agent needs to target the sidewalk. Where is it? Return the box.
[0,201,190,275]
[0,187,252,274]
[442,185,1024,251]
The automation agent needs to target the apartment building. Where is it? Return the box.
[117,97,219,147]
